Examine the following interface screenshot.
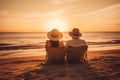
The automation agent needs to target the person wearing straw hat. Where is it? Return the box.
[45,29,64,48]
[65,28,87,63]
[65,28,87,47]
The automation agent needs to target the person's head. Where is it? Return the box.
[69,28,82,39]
[47,29,63,41]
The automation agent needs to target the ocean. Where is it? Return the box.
[0,32,120,59]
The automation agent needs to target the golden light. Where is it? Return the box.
[46,19,68,32]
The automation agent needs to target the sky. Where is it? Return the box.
[0,0,120,32]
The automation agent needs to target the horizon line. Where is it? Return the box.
[0,31,120,33]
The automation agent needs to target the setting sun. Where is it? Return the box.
[0,0,120,32]
[45,19,68,32]
[0,1,120,80]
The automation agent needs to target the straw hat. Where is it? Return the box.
[69,28,82,39]
[47,29,63,41]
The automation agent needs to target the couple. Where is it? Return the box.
[46,28,87,48]
[45,28,87,63]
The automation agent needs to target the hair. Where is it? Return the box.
[72,37,79,39]
[50,40,59,47]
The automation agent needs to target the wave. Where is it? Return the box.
[87,40,120,45]
[113,40,120,43]
[0,44,45,50]
[0,40,119,50]
[0,43,13,46]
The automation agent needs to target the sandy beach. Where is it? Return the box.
[0,50,120,80]
[0,0,120,79]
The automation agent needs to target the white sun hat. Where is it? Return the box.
[47,29,63,41]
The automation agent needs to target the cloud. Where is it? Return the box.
[23,8,66,18]
[0,7,66,20]
[51,0,78,5]
[0,10,9,16]
[71,3,120,26]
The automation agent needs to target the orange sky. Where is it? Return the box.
[0,0,120,32]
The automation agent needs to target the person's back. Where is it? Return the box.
[66,39,86,47]
[65,28,87,47]
[45,29,65,63]
[65,28,87,63]
[46,40,64,48]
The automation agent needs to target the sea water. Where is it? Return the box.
[0,32,120,59]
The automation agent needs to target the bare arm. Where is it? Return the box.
[45,40,51,50]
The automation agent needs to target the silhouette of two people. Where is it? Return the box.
[45,28,87,64]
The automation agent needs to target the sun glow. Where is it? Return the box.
[46,19,68,32]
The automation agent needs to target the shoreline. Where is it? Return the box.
[0,49,120,60]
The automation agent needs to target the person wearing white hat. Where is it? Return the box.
[45,29,64,48]
[65,28,87,47]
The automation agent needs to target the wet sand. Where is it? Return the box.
[0,50,120,80]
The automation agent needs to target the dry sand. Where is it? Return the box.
[0,50,120,80]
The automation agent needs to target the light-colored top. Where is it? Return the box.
[65,39,87,47]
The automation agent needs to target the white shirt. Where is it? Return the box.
[65,39,87,47]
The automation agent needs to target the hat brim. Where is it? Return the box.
[69,32,82,39]
[47,31,63,41]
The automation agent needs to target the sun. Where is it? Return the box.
[46,19,68,32]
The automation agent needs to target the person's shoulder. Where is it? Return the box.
[46,40,50,42]
[79,39,87,44]
[59,41,64,47]
[67,39,73,41]
[79,39,86,41]
[59,40,63,43]
[80,39,87,45]
[66,39,73,43]
[45,40,51,47]
[46,40,51,44]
